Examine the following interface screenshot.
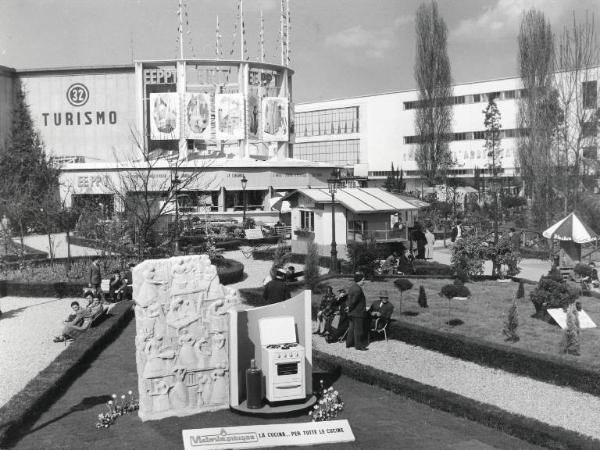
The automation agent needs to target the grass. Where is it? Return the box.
[318,278,600,372]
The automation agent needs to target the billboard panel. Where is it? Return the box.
[215,93,244,140]
[247,87,262,140]
[262,97,288,142]
[185,92,211,140]
[150,92,180,140]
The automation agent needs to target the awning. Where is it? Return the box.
[282,188,427,214]
[542,212,598,244]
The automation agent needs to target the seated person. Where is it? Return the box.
[315,286,337,335]
[368,290,394,331]
[285,266,296,282]
[109,270,128,302]
[64,301,84,326]
[53,296,107,342]
[327,289,350,343]
[383,253,398,274]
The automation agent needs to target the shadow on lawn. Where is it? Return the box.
[0,298,64,320]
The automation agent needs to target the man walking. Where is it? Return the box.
[89,257,102,296]
[263,269,291,303]
[346,272,368,351]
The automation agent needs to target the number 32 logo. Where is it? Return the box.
[66,83,89,107]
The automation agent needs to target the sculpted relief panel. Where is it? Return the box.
[133,255,240,421]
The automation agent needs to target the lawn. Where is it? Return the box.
[316,278,600,372]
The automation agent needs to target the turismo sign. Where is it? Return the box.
[41,83,118,127]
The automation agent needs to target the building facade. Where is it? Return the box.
[295,69,600,191]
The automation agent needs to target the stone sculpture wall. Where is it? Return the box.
[133,254,240,421]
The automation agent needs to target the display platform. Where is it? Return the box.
[230,395,317,418]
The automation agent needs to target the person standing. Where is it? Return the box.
[450,220,462,243]
[345,272,368,351]
[262,269,291,303]
[88,257,102,296]
[425,227,436,259]
[413,224,427,259]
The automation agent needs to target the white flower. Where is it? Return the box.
[112,394,117,399]
[108,400,113,405]
[121,395,126,399]
[128,390,133,395]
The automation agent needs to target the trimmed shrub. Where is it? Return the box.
[346,238,381,277]
[560,303,580,356]
[394,278,413,313]
[503,297,520,342]
[516,280,525,299]
[574,263,593,279]
[440,281,471,299]
[530,274,578,321]
[417,285,428,308]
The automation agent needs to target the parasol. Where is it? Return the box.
[542,212,598,244]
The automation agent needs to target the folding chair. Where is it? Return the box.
[369,318,390,342]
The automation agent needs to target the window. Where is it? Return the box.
[473,94,481,103]
[583,81,597,109]
[300,211,314,231]
[487,92,500,101]
[473,131,485,140]
[293,139,360,165]
[504,90,516,100]
[454,96,466,105]
[294,107,359,137]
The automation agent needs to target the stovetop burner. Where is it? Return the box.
[265,342,299,350]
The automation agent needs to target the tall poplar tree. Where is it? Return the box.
[414,1,454,186]
[517,9,559,228]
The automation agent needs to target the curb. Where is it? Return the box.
[313,349,600,450]
[0,301,135,448]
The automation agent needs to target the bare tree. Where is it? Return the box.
[105,129,214,257]
[555,11,600,213]
[517,8,560,229]
[414,0,454,186]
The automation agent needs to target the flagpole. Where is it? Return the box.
[178,0,184,60]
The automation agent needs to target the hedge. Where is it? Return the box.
[313,350,600,450]
[0,301,134,447]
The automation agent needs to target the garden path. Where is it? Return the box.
[314,334,600,440]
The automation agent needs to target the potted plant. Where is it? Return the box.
[294,228,314,238]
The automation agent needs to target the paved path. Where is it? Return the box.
[13,233,101,258]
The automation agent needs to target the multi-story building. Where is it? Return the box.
[294,70,600,192]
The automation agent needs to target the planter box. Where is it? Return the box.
[293,230,314,239]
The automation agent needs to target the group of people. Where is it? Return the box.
[315,272,394,350]
[88,257,134,303]
[53,290,109,343]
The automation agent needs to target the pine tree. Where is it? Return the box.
[304,240,320,291]
[418,285,428,308]
[516,280,525,299]
[0,80,59,234]
[502,297,520,342]
[561,303,580,356]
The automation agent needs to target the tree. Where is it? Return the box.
[383,163,406,192]
[483,97,503,274]
[0,80,60,243]
[414,1,454,186]
[517,9,560,229]
[503,296,520,343]
[304,240,320,291]
[418,285,428,308]
[555,12,600,214]
[104,130,214,257]
[561,302,580,355]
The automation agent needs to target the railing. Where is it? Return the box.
[347,229,408,242]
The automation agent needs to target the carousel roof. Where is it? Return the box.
[542,212,598,244]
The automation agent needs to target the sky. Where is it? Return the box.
[0,0,598,103]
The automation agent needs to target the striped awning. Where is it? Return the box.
[542,212,598,244]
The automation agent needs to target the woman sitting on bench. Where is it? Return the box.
[53,296,106,342]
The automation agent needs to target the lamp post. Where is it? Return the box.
[172,175,181,252]
[241,174,248,227]
[327,169,341,274]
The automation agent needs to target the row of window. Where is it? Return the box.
[404,128,529,145]
[403,80,598,110]
[295,107,359,138]
[369,168,506,177]
[292,139,360,165]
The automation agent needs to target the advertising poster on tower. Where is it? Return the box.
[247,87,262,140]
[215,93,244,140]
[185,93,211,140]
[150,92,180,140]
[262,97,288,141]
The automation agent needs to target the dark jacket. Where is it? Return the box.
[89,262,101,286]
[263,278,291,303]
[346,282,366,318]
[369,300,394,321]
[450,225,461,243]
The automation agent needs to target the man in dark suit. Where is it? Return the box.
[345,272,368,350]
[369,290,394,330]
[450,220,462,243]
[263,269,291,303]
[88,258,102,296]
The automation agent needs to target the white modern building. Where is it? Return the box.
[295,69,599,191]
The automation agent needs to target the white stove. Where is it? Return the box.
[259,316,306,402]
